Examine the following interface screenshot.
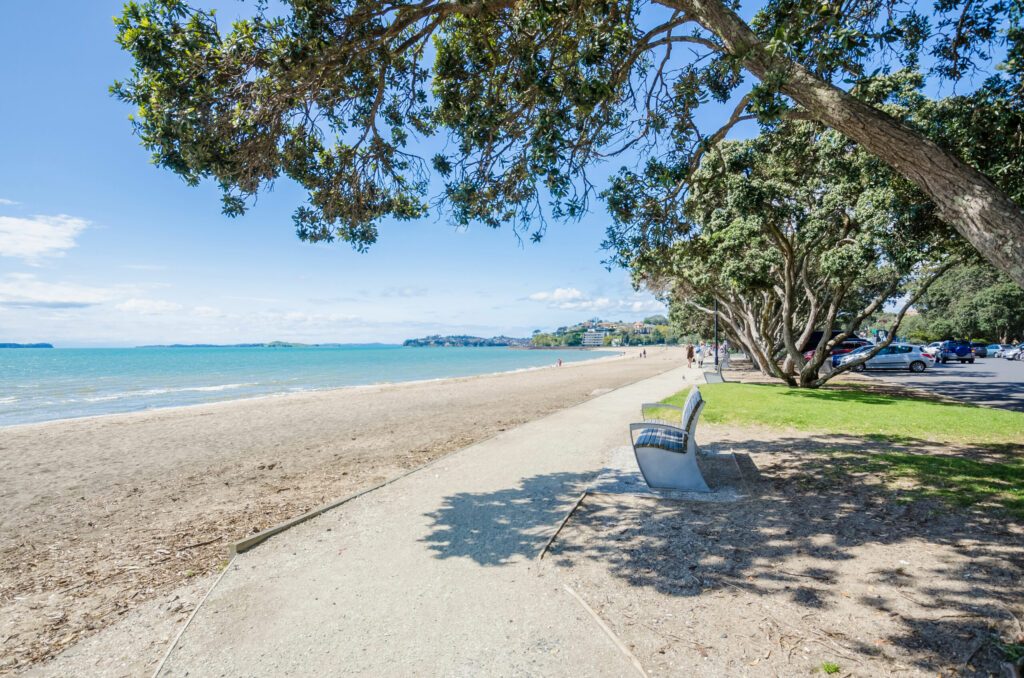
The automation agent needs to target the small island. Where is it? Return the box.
[0,343,54,349]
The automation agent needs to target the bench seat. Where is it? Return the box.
[633,426,686,452]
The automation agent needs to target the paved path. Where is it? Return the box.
[161,365,693,676]
[856,357,1024,411]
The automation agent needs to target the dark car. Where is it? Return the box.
[804,338,872,363]
[939,340,975,364]
[970,342,988,358]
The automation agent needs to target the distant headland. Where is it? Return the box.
[402,335,531,348]
[0,343,54,349]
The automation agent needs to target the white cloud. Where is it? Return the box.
[0,273,111,308]
[192,305,225,318]
[527,286,666,315]
[116,298,183,314]
[0,198,19,206]
[528,287,585,303]
[0,214,88,262]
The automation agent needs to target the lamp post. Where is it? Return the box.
[713,299,719,367]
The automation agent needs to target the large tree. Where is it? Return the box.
[113,0,1024,284]
[913,262,1024,343]
[617,120,959,387]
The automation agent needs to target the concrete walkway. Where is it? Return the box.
[161,365,693,676]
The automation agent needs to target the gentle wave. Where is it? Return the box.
[81,383,257,402]
[0,346,610,426]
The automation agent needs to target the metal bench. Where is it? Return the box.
[640,387,704,455]
[630,388,709,492]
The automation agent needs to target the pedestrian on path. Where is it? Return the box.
[697,341,705,368]
[686,343,694,368]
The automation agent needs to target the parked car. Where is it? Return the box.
[938,340,975,364]
[987,343,1008,357]
[804,338,872,363]
[1005,344,1024,360]
[837,343,934,372]
[970,342,988,358]
[993,344,1017,358]
[829,341,877,367]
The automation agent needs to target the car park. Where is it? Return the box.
[939,340,975,364]
[837,343,934,372]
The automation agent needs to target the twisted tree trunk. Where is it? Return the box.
[666,0,1024,288]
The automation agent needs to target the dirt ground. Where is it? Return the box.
[545,422,1024,677]
[0,347,680,675]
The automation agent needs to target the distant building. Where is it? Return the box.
[633,322,651,334]
[582,329,609,347]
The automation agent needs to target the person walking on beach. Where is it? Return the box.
[557,358,563,367]
[686,343,694,368]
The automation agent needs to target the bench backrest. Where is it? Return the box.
[683,397,704,439]
[681,387,702,427]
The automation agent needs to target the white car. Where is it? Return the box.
[1005,344,1024,360]
[922,343,941,361]
[838,343,935,373]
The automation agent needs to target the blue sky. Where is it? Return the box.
[0,2,667,347]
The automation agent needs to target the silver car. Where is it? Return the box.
[838,343,934,373]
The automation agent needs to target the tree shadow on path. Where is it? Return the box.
[420,471,593,565]
[421,433,1023,674]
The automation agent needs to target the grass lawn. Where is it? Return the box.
[661,382,1024,518]
[662,382,1024,445]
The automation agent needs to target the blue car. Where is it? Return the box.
[939,340,974,364]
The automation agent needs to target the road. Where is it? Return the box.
[856,355,1024,412]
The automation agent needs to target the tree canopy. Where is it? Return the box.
[113,0,1024,283]
[623,119,959,387]
[901,262,1024,343]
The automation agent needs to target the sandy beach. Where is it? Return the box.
[0,346,682,673]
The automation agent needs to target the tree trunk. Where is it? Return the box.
[665,0,1024,288]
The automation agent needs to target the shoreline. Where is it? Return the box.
[1,347,625,432]
[1,346,681,674]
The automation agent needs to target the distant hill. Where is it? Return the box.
[403,335,531,348]
[0,343,54,349]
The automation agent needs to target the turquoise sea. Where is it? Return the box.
[0,346,609,427]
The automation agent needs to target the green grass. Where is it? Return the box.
[821,662,841,675]
[661,383,1024,445]
[826,450,1024,519]
[662,382,1024,517]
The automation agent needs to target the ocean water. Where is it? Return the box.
[0,346,609,427]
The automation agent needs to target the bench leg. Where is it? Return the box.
[633,447,711,492]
